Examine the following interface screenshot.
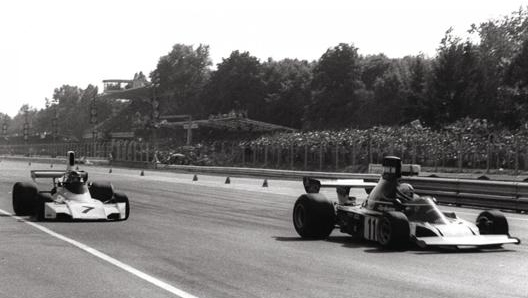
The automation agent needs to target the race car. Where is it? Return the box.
[292,156,521,249]
[12,151,129,221]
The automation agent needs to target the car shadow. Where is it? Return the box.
[274,235,391,252]
[412,247,516,255]
[7,215,116,223]
[274,235,517,254]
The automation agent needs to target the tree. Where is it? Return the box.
[9,104,37,137]
[361,54,391,90]
[429,29,481,125]
[304,43,367,129]
[469,7,528,125]
[150,44,211,117]
[202,51,266,119]
[504,39,528,125]
[261,58,313,128]
[403,55,433,125]
[370,62,408,125]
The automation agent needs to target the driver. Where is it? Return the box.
[63,171,88,194]
[65,171,83,184]
[395,183,417,201]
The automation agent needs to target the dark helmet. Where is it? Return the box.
[66,171,83,183]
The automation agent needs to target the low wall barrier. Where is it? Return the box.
[162,164,528,212]
[156,163,380,180]
[404,176,528,212]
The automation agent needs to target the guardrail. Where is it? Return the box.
[2,155,527,212]
[156,163,381,180]
[160,164,528,212]
[403,177,528,212]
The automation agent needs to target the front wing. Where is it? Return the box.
[44,202,127,220]
[415,235,521,248]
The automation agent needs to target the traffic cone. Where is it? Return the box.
[109,168,112,173]
[140,170,145,176]
[193,174,198,181]
[262,179,268,187]
[225,177,231,184]
[50,164,53,168]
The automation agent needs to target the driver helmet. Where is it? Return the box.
[396,183,415,201]
[66,171,83,183]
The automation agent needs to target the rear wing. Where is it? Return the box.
[30,170,88,183]
[30,151,83,182]
[31,170,65,180]
[303,177,377,194]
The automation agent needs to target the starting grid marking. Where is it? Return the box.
[0,208,199,298]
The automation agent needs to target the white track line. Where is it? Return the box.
[0,208,199,298]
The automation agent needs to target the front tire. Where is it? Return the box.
[292,194,335,239]
[113,192,130,220]
[377,211,410,249]
[35,193,53,221]
[476,210,508,235]
[89,182,114,202]
[12,182,38,216]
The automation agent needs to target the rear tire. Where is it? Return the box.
[89,182,114,202]
[35,193,53,221]
[377,211,410,249]
[113,192,130,220]
[12,182,38,216]
[476,210,508,235]
[292,194,335,239]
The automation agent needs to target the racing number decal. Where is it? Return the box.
[82,206,95,214]
[364,217,378,241]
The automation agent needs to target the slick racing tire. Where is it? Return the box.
[35,193,53,221]
[377,211,410,249]
[12,182,38,216]
[476,210,508,235]
[292,194,335,239]
[113,192,130,220]
[89,182,114,202]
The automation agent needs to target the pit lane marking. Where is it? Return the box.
[0,208,199,298]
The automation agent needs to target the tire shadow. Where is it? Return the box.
[274,235,384,251]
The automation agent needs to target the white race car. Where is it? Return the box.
[293,156,520,249]
[12,151,129,221]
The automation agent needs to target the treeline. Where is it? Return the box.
[4,8,528,141]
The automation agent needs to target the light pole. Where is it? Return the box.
[23,108,29,156]
[90,95,97,158]
[151,83,160,161]
[2,116,7,156]
[52,105,58,157]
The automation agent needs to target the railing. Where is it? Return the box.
[155,163,528,212]
[1,141,528,173]
[405,177,528,212]
[0,142,153,163]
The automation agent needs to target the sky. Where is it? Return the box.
[0,0,526,117]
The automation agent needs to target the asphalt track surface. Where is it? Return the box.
[1,160,527,298]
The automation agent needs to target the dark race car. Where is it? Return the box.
[292,156,520,249]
